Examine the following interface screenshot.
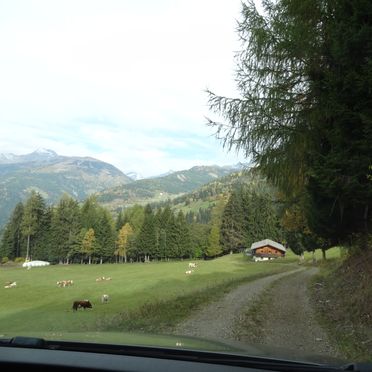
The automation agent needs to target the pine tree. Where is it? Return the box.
[206,224,222,258]
[205,199,225,258]
[244,190,281,249]
[0,202,24,259]
[176,211,192,258]
[220,186,246,253]
[207,0,372,249]
[32,205,52,261]
[95,208,116,263]
[115,209,127,231]
[135,205,156,261]
[49,194,81,263]
[21,191,46,260]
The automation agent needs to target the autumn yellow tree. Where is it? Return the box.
[81,228,96,264]
[115,223,133,263]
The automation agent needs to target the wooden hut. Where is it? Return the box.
[248,239,286,261]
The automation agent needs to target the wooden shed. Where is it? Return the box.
[248,239,286,261]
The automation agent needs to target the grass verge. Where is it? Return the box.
[310,250,372,362]
[99,268,293,334]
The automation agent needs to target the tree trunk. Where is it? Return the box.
[100,257,103,264]
[26,234,30,261]
[16,230,20,257]
[88,256,91,265]
[124,254,127,263]
[322,248,326,260]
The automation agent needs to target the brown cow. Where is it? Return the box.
[72,300,92,311]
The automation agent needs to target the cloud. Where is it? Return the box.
[0,0,245,177]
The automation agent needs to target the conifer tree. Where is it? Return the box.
[207,0,372,248]
[49,194,81,263]
[135,205,156,261]
[21,191,46,260]
[0,202,24,259]
[220,186,246,253]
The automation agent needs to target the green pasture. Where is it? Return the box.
[0,249,339,341]
[283,246,342,263]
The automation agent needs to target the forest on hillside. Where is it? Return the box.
[0,171,316,264]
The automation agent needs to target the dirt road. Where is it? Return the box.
[172,268,302,340]
[172,267,339,360]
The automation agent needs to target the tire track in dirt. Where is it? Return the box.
[171,267,340,362]
[237,268,340,360]
[171,268,302,341]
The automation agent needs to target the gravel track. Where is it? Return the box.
[238,268,339,359]
[172,268,302,340]
[171,267,340,361]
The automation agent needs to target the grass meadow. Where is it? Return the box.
[0,249,340,344]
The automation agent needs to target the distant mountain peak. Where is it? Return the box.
[33,148,58,156]
[125,171,144,181]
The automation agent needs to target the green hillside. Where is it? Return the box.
[0,154,132,228]
[97,165,244,211]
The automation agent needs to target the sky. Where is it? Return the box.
[0,0,248,178]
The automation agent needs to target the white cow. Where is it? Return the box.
[185,270,193,275]
[188,262,197,268]
[4,281,16,289]
[101,294,110,304]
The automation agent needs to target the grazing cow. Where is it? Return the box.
[57,280,73,287]
[72,300,92,311]
[101,294,109,304]
[188,262,197,268]
[4,281,16,289]
[185,270,193,275]
[96,276,111,282]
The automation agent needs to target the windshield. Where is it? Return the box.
[0,0,371,366]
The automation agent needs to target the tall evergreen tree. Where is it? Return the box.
[206,224,222,258]
[32,205,52,260]
[244,190,281,249]
[0,202,24,259]
[207,0,372,249]
[49,194,81,263]
[205,199,225,258]
[21,191,46,260]
[95,208,116,263]
[135,205,156,261]
[220,186,246,253]
[176,211,192,258]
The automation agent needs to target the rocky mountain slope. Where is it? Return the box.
[0,149,133,227]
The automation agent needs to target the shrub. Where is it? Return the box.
[14,257,25,264]
[1,257,9,264]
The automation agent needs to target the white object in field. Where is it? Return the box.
[22,260,50,267]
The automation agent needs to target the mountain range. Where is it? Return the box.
[96,163,246,211]
[0,149,132,227]
[0,149,247,228]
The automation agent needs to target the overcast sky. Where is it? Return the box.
[0,0,247,177]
